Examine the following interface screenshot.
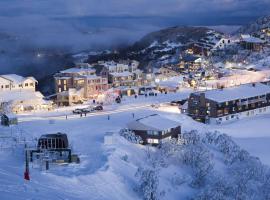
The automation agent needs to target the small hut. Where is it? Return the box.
[38,133,69,150]
[30,133,73,163]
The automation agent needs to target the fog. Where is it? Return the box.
[0,0,269,75]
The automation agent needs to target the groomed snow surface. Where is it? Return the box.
[0,93,270,199]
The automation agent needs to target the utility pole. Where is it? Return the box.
[24,145,30,181]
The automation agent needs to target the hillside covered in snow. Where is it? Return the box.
[0,95,270,200]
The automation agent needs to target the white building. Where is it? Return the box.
[0,74,37,92]
[0,74,53,113]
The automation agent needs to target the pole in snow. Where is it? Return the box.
[24,147,30,181]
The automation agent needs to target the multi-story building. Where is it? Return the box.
[84,75,109,99]
[54,64,109,106]
[188,83,270,124]
[108,70,144,88]
[96,60,144,88]
[178,54,203,73]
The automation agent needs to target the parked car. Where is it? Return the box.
[93,105,103,111]
[72,109,83,114]
[81,106,95,113]
[148,92,155,96]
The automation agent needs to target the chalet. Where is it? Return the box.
[188,83,270,124]
[240,35,264,51]
[127,114,181,145]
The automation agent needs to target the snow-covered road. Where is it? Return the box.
[17,91,191,122]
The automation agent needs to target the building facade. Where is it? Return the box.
[240,34,264,51]
[188,83,270,124]
[54,65,109,106]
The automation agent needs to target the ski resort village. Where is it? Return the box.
[2,13,270,200]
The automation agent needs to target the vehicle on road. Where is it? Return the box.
[72,109,83,114]
[93,105,103,111]
[81,106,95,113]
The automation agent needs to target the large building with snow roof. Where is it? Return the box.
[127,114,181,145]
[188,83,270,124]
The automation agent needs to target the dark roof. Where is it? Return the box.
[40,132,68,140]
[181,55,200,62]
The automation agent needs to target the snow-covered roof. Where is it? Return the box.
[0,90,45,102]
[196,83,270,103]
[127,114,180,131]
[57,76,72,80]
[0,74,37,84]
[25,76,38,82]
[110,71,133,77]
[241,34,264,44]
[85,75,100,79]
[60,67,95,74]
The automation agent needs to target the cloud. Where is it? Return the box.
[0,0,269,75]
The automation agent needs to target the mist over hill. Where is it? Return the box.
[0,12,269,94]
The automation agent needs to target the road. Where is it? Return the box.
[17,91,190,123]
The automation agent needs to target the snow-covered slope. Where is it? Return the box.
[0,94,270,199]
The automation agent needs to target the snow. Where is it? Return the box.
[204,69,270,89]
[110,71,133,77]
[241,34,264,43]
[0,90,45,103]
[0,74,37,84]
[60,67,95,74]
[198,82,270,103]
[0,91,270,199]
[85,75,99,79]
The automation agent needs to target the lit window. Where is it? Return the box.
[147,139,159,144]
